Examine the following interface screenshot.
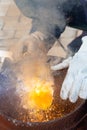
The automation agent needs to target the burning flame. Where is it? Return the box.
[21,78,53,110]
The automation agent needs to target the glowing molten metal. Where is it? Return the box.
[22,79,53,110]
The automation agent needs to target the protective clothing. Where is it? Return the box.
[14,0,87,37]
[51,36,87,102]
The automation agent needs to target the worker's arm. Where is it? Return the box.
[14,0,87,58]
[14,0,67,38]
[13,0,81,60]
[14,0,87,37]
[66,0,87,31]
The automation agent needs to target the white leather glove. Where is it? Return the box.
[51,36,87,103]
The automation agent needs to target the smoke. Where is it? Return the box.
[15,0,79,38]
[12,0,79,96]
[16,48,54,91]
[8,35,54,97]
[12,0,78,90]
[0,36,54,117]
[12,0,80,89]
[15,0,64,38]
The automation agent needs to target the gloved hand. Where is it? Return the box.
[51,36,87,103]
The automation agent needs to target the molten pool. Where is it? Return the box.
[0,69,83,123]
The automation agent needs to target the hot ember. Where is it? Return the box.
[21,78,53,110]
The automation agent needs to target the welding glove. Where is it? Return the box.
[51,36,87,102]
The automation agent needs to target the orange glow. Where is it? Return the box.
[22,79,53,110]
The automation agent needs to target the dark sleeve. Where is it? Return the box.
[14,0,37,18]
[14,0,66,38]
[66,0,87,31]
[14,0,87,38]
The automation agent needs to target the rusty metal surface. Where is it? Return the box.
[0,69,86,130]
